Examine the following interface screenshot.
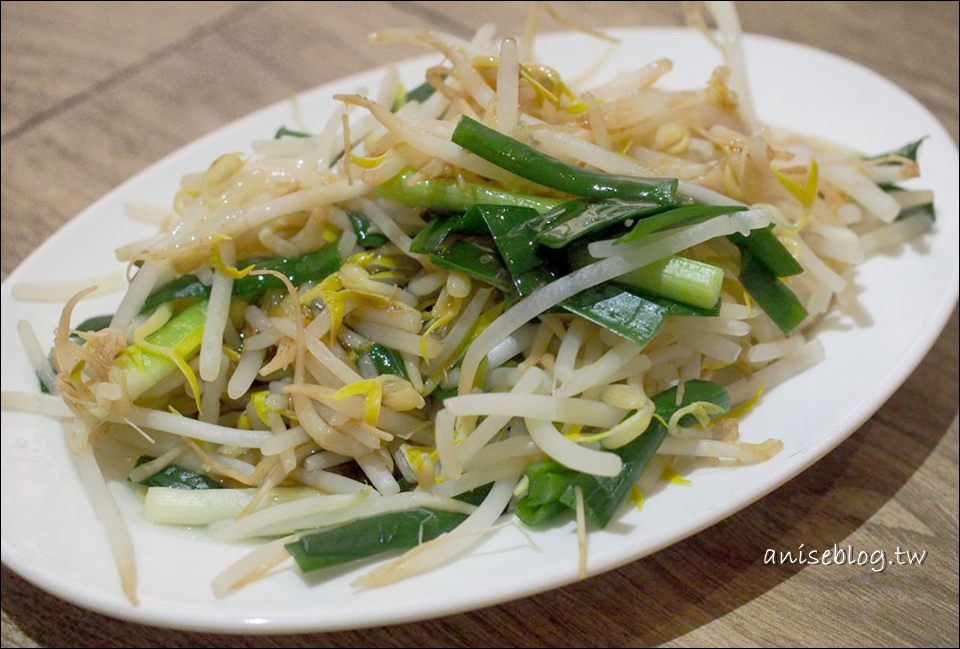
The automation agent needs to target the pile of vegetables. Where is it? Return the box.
[1,1,934,605]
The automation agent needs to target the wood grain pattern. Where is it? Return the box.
[2,2,957,647]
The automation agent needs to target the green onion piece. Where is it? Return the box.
[409,207,491,254]
[535,199,663,249]
[346,210,390,248]
[562,379,730,527]
[362,343,409,379]
[70,313,114,345]
[867,137,927,163]
[738,248,808,334]
[141,274,209,312]
[429,240,515,292]
[514,461,580,526]
[429,385,459,403]
[285,508,469,573]
[559,283,667,348]
[567,243,723,311]
[474,204,554,277]
[114,300,208,399]
[73,313,114,334]
[142,242,342,313]
[897,202,936,220]
[728,226,803,277]
[513,266,559,296]
[516,380,729,529]
[453,482,494,507]
[274,126,312,139]
[616,204,747,243]
[451,116,678,204]
[644,293,721,317]
[229,243,344,302]
[132,455,221,490]
[400,79,438,106]
[874,185,936,221]
[375,168,563,215]
[143,486,321,525]
[614,256,724,311]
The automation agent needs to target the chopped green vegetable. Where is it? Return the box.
[516,379,729,528]
[511,266,557,296]
[535,199,663,249]
[613,256,724,311]
[429,240,515,292]
[376,168,564,215]
[362,342,409,379]
[114,299,208,399]
[400,79,439,106]
[514,460,581,526]
[429,385,459,403]
[565,243,723,311]
[728,225,803,278]
[409,207,491,254]
[346,210,391,248]
[617,204,747,243]
[274,126,312,139]
[143,486,321,525]
[451,116,679,204]
[896,201,936,220]
[142,242,342,313]
[140,274,210,312]
[452,483,494,507]
[285,508,469,573]
[132,455,221,490]
[559,283,667,348]
[472,203,564,292]
[449,204,719,342]
[868,137,927,163]
[73,314,114,335]
[738,248,808,334]
[70,313,115,346]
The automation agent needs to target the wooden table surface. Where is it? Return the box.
[2,2,957,647]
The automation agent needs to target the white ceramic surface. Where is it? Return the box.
[2,27,958,633]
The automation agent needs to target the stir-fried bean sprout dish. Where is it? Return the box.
[2,2,937,605]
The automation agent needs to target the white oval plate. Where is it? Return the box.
[2,27,958,634]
